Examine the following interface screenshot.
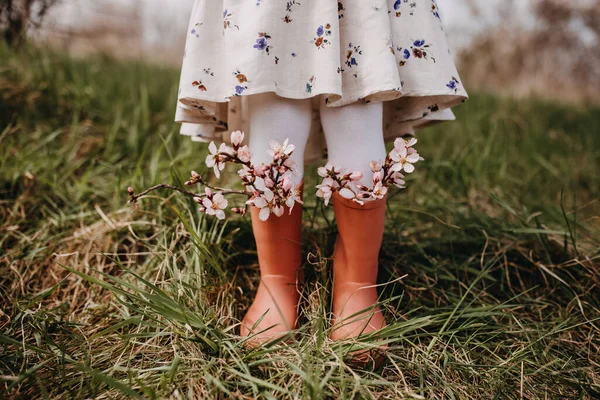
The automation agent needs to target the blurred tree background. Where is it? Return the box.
[0,0,60,45]
[462,0,600,102]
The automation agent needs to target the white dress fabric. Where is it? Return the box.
[175,0,468,162]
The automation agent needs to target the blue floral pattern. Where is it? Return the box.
[313,23,333,49]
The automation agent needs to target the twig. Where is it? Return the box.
[127,183,247,204]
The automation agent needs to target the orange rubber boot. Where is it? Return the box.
[240,182,304,345]
[330,191,388,366]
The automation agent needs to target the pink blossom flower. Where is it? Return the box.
[254,163,269,177]
[389,171,406,188]
[318,162,342,178]
[285,184,304,213]
[205,141,231,178]
[369,160,383,172]
[349,171,363,181]
[202,192,228,220]
[373,169,384,183]
[283,157,297,172]
[316,185,333,205]
[237,165,252,179]
[230,130,244,147]
[317,164,330,178]
[390,146,420,173]
[316,177,336,205]
[394,137,417,151]
[267,138,295,160]
[372,182,387,199]
[237,145,251,163]
[251,188,275,221]
[263,176,275,189]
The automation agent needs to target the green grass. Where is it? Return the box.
[1,43,599,399]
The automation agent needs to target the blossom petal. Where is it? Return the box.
[208,141,217,155]
[391,163,403,172]
[339,187,355,199]
[259,207,271,221]
[263,188,274,201]
[406,153,420,163]
[404,163,415,173]
[398,146,408,158]
[205,207,216,215]
[286,196,295,208]
[215,209,226,220]
[273,205,284,217]
[213,193,227,208]
[253,197,267,208]
[205,155,215,168]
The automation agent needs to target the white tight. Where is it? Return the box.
[247,92,386,185]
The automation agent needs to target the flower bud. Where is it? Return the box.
[263,176,275,188]
[198,206,206,213]
[193,196,203,204]
[231,207,247,215]
[230,130,244,147]
[282,175,292,191]
[127,186,134,195]
[373,170,384,182]
[349,171,363,181]
[369,160,382,172]
[317,166,328,177]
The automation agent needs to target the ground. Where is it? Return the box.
[1,44,599,399]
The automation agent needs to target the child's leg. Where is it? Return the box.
[241,92,312,344]
[248,92,312,180]
[319,96,387,187]
[319,96,388,347]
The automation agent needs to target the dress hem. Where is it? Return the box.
[178,85,468,112]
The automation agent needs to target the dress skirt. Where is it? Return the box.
[174,0,468,163]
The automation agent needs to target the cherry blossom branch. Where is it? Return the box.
[316,137,423,205]
[127,183,247,205]
[127,130,304,221]
[127,184,201,204]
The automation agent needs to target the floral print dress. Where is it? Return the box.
[175,0,468,162]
